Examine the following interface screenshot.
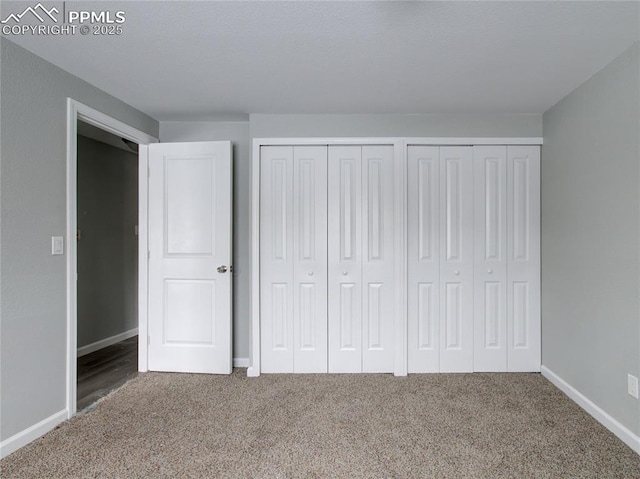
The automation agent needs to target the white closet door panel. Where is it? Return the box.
[439,147,474,372]
[407,146,440,373]
[328,146,363,373]
[507,146,540,372]
[260,146,294,373]
[293,146,328,373]
[362,146,395,373]
[473,146,508,371]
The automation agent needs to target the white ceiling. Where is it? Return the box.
[5,1,639,120]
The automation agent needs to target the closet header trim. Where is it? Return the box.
[253,137,543,146]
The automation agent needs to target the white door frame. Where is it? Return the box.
[66,99,158,418]
[249,137,407,377]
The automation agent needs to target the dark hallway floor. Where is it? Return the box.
[77,336,138,410]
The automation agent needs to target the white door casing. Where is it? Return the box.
[407,146,440,373]
[439,147,474,373]
[148,141,232,374]
[473,146,508,371]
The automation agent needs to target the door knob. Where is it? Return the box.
[342,271,348,276]
[487,269,493,274]
[454,270,460,276]
[308,271,314,276]
[217,265,228,273]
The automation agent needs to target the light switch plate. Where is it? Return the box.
[628,374,638,399]
[51,236,64,255]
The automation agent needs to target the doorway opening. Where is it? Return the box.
[76,121,139,410]
[66,99,158,418]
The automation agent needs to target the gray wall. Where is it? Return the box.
[159,121,251,360]
[541,42,640,435]
[77,135,138,349]
[0,38,158,441]
[250,113,542,139]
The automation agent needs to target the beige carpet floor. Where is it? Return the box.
[2,370,638,478]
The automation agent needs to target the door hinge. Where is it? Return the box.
[148,335,151,345]
[147,167,150,178]
[148,250,150,259]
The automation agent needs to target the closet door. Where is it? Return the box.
[473,146,508,371]
[439,147,474,372]
[507,146,540,372]
[328,146,363,372]
[407,146,440,373]
[292,146,328,372]
[260,146,328,373]
[260,146,294,373]
[327,145,395,373]
[361,145,395,373]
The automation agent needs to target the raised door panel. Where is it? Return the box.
[439,147,474,372]
[361,146,395,373]
[407,146,440,373]
[165,157,215,256]
[507,146,540,372]
[473,146,508,371]
[328,146,363,373]
[293,146,328,373]
[260,146,294,373]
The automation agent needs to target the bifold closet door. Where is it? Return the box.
[439,147,474,372]
[260,146,328,373]
[473,146,508,371]
[407,146,440,373]
[507,146,540,372]
[473,145,541,372]
[407,146,474,373]
[328,145,395,373]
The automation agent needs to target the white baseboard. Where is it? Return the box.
[541,365,640,454]
[77,328,138,357]
[0,409,67,459]
[233,357,249,368]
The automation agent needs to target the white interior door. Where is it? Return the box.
[260,146,327,373]
[439,146,474,372]
[361,145,395,373]
[473,146,508,371]
[407,146,440,373]
[148,141,232,374]
[507,146,540,371]
[293,146,328,373]
[328,146,363,372]
[260,146,328,373]
[327,145,395,373]
[260,146,294,373]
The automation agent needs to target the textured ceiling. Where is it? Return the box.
[3,1,639,120]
